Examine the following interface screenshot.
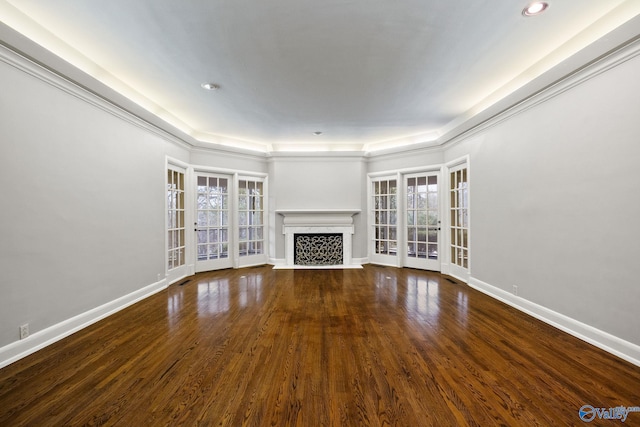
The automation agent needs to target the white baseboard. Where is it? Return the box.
[468,276,640,367]
[0,278,168,369]
[352,257,368,266]
[447,270,470,285]
[269,258,285,268]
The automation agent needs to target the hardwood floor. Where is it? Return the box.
[1,265,639,426]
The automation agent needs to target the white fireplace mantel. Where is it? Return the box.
[276,209,362,269]
[277,209,360,225]
[276,209,361,215]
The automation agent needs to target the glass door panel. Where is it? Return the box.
[370,177,398,265]
[238,177,267,266]
[167,169,185,271]
[405,172,440,271]
[450,166,469,269]
[195,173,233,272]
[167,166,188,284]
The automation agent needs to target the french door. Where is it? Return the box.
[237,177,267,267]
[195,173,233,272]
[448,162,470,280]
[166,165,188,284]
[369,177,398,266]
[404,172,441,271]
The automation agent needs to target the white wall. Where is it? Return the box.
[366,147,444,174]
[0,52,191,350]
[190,147,268,174]
[445,49,640,348]
[268,155,367,260]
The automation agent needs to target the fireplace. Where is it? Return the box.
[275,209,361,269]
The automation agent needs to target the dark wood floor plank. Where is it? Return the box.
[1,265,640,426]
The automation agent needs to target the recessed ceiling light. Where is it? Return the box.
[522,1,549,17]
[201,83,220,90]
[313,131,323,136]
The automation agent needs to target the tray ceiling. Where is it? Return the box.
[1,0,639,153]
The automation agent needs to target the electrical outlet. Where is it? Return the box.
[19,324,29,340]
[513,285,518,296]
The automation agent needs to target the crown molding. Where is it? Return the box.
[267,151,367,163]
[2,13,639,160]
[0,41,195,151]
[441,30,640,151]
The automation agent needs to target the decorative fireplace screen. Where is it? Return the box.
[294,233,343,266]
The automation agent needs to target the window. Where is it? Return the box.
[167,168,185,270]
[372,178,397,255]
[238,178,264,257]
[450,167,469,269]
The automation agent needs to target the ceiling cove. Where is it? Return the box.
[1,0,639,153]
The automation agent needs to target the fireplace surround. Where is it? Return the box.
[275,209,361,269]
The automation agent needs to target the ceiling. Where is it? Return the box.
[1,0,639,153]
